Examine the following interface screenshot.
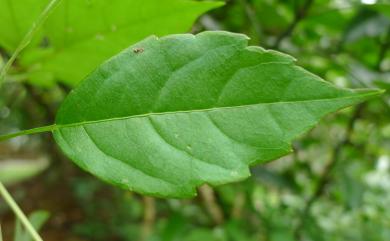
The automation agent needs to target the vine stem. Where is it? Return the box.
[0,125,56,142]
[0,182,43,241]
[0,0,62,85]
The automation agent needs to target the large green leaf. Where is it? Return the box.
[52,31,382,198]
[18,0,223,86]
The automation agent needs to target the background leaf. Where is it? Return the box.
[0,157,49,185]
[0,0,49,52]
[16,0,223,86]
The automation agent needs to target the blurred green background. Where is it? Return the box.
[0,0,389,240]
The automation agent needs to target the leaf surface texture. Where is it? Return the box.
[53,31,381,198]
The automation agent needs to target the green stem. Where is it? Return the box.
[0,182,43,241]
[0,124,56,142]
[0,0,63,85]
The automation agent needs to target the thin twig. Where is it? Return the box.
[199,184,224,225]
[0,0,62,86]
[141,196,156,241]
[231,191,245,219]
[272,0,315,49]
[0,182,43,241]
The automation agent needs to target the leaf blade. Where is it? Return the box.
[53,31,383,198]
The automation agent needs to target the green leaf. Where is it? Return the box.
[18,0,223,86]
[53,31,382,198]
[0,0,49,52]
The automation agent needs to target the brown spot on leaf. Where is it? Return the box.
[133,47,144,54]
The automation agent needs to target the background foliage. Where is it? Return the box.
[0,0,389,240]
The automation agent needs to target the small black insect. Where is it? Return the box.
[133,47,144,54]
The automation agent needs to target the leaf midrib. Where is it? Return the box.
[53,90,378,130]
